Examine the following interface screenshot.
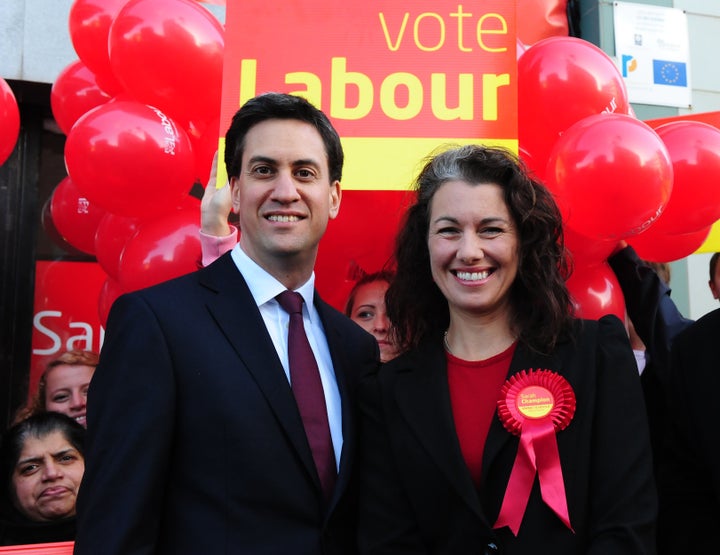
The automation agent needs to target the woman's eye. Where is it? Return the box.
[356,310,374,320]
[480,227,503,237]
[20,464,38,476]
[52,394,69,403]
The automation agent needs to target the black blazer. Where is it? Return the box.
[74,253,379,555]
[658,307,720,554]
[357,316,657,555]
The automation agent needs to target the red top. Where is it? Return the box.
[446,342,516,488]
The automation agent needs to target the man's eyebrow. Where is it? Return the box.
[246,155,277,166]
[292,158,321,168]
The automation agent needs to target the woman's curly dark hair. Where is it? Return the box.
[386,144,574,355]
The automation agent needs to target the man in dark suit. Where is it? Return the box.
[656,252,720,554]
[73,93,379,555]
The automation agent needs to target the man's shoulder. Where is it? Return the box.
[675,307,720,349]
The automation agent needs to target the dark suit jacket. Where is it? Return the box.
[658,308,720,554]
[74,253,379,555]
[608,246,693,475]
[357,316,657,555]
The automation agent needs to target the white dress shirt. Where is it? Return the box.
[231,244,342,469]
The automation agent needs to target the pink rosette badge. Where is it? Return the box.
[493,369,576,535]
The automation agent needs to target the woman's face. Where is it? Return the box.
[428,180,519,320]
[12,430,84,522]
[350,280,399,362]
[44,364,94,428]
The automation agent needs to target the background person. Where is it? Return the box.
[14,350,98,428]
[655,252,720,554]
[74,92,379,555]
[0,412,85,546]
[707,251,720,299]
[344,271,399,363]
[356,145,656,554]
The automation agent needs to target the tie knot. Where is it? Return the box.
[276,290,304,315]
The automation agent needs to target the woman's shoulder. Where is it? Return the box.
[0,515,75,547]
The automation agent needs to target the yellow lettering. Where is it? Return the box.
[380,73,423,120]
[431,73,473,120]
[330,57,374,120]
[378,12,409,52]
[239,59,257,107]
[285,72,323,108]
[450,4,473,52]
[477,13,508,53]
[414,13,444,52]
[481,73,510,121]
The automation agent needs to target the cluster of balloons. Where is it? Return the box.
[518,36,720,320]
[46,0,225,324]
[0,77,20,166]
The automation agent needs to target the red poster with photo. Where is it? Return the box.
[29,261,107,399]
[220,1,518,307]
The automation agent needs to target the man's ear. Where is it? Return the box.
[329,180,341,220]
[230,176,242,213]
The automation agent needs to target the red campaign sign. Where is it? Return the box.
[29,261,107,399]
[219,1,518,309]
[222,3,517,138]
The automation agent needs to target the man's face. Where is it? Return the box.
[710,260,720,300]
[230,119,341,276]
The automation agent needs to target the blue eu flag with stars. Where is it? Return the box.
[653,60,688,87]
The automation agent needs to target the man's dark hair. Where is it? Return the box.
[224,92,344,183]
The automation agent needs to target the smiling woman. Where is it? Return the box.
[356,144,657,554]
[0,412,85,546]
[13,351,98,429]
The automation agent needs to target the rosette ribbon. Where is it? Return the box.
[493,369,576,535]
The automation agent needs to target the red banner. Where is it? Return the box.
[220,1,518,307]
[29,261,106,399]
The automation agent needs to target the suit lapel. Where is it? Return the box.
[392,341,485,520]
[198,255,319,488]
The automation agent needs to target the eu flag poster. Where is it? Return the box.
[653,60,688,87]
[613,2,691,107]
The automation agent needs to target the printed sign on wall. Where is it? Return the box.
[614,1,691,108]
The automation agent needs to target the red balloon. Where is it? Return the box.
[117,206,202,292]
[108,0,224,126]
[41,196,89,257]
[98,277,125,327]
[94,213,141,280]
[566,262,626,321]
[185,117,220,186]
[564,228,617,268]
[65,100,196,218]
[0,77,20,165]
[518,37,630,172]
[648,121,720,235]
[68,0,127,94]
[545,113,673,241]
[50,176,107,255]
[628,225,712,263]
[516,38,528,60]
[51,60,112,135]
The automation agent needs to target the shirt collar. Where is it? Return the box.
[231,244,316,309]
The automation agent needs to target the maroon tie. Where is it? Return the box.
[276,290,336,500]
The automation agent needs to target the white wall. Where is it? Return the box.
[0,0,225,84]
